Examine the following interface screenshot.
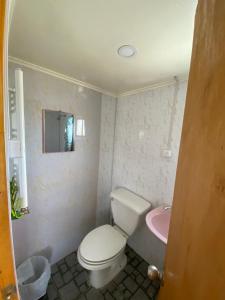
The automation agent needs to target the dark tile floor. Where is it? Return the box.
[41,246,159,300]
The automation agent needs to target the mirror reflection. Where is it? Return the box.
[43,110,75,153]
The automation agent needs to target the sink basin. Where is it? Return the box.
[146,206,171,244]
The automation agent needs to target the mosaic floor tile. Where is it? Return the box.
[40,246,159,300]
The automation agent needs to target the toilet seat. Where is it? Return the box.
[79,246,124,266]
[79,225,126,265]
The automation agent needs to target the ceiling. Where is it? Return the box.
[9,0,197,95]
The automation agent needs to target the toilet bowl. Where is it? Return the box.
[77,188,151,288]
[77,224,127,288]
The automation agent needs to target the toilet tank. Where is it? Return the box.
[110,188,151,236]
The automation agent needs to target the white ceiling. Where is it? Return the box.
[9,0,197,95]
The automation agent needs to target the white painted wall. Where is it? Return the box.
[97,81,187,268]
[9,62,102,265]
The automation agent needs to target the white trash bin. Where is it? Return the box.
[17,256,51,300]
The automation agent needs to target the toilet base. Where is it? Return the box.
[89,253,127,289]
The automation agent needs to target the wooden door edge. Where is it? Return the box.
[1,0,19,298]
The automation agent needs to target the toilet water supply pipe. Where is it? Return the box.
[8,68,29,218]
[166,76,179,153]
[152,76,179,212]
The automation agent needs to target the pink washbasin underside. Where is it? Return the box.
[146,206,171,244]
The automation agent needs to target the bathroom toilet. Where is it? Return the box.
[77,187,151,288]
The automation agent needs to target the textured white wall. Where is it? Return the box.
[96,95,117,225]
[9,63,102,265]
[113,82,187,206]
[113,82,187,268]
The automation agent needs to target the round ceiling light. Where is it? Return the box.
[117,45,136,58]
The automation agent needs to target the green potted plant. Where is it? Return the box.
[10,176,23,219]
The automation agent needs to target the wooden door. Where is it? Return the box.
[0,0,19,299]
[158,1,225,299]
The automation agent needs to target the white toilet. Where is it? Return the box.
[77,187,151,288]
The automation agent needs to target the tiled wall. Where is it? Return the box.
[97,81,187,268]
[9,63,102,265]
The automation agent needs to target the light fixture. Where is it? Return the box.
[117,45,136,58]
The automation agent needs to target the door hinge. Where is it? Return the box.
[1,284,17,300]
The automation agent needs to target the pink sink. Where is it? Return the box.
[145,206,171,244]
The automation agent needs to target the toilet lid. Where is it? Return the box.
[79,225,126,263]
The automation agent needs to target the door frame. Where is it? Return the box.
[0,0,19,299]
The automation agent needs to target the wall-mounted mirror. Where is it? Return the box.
[42,110,75,153]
